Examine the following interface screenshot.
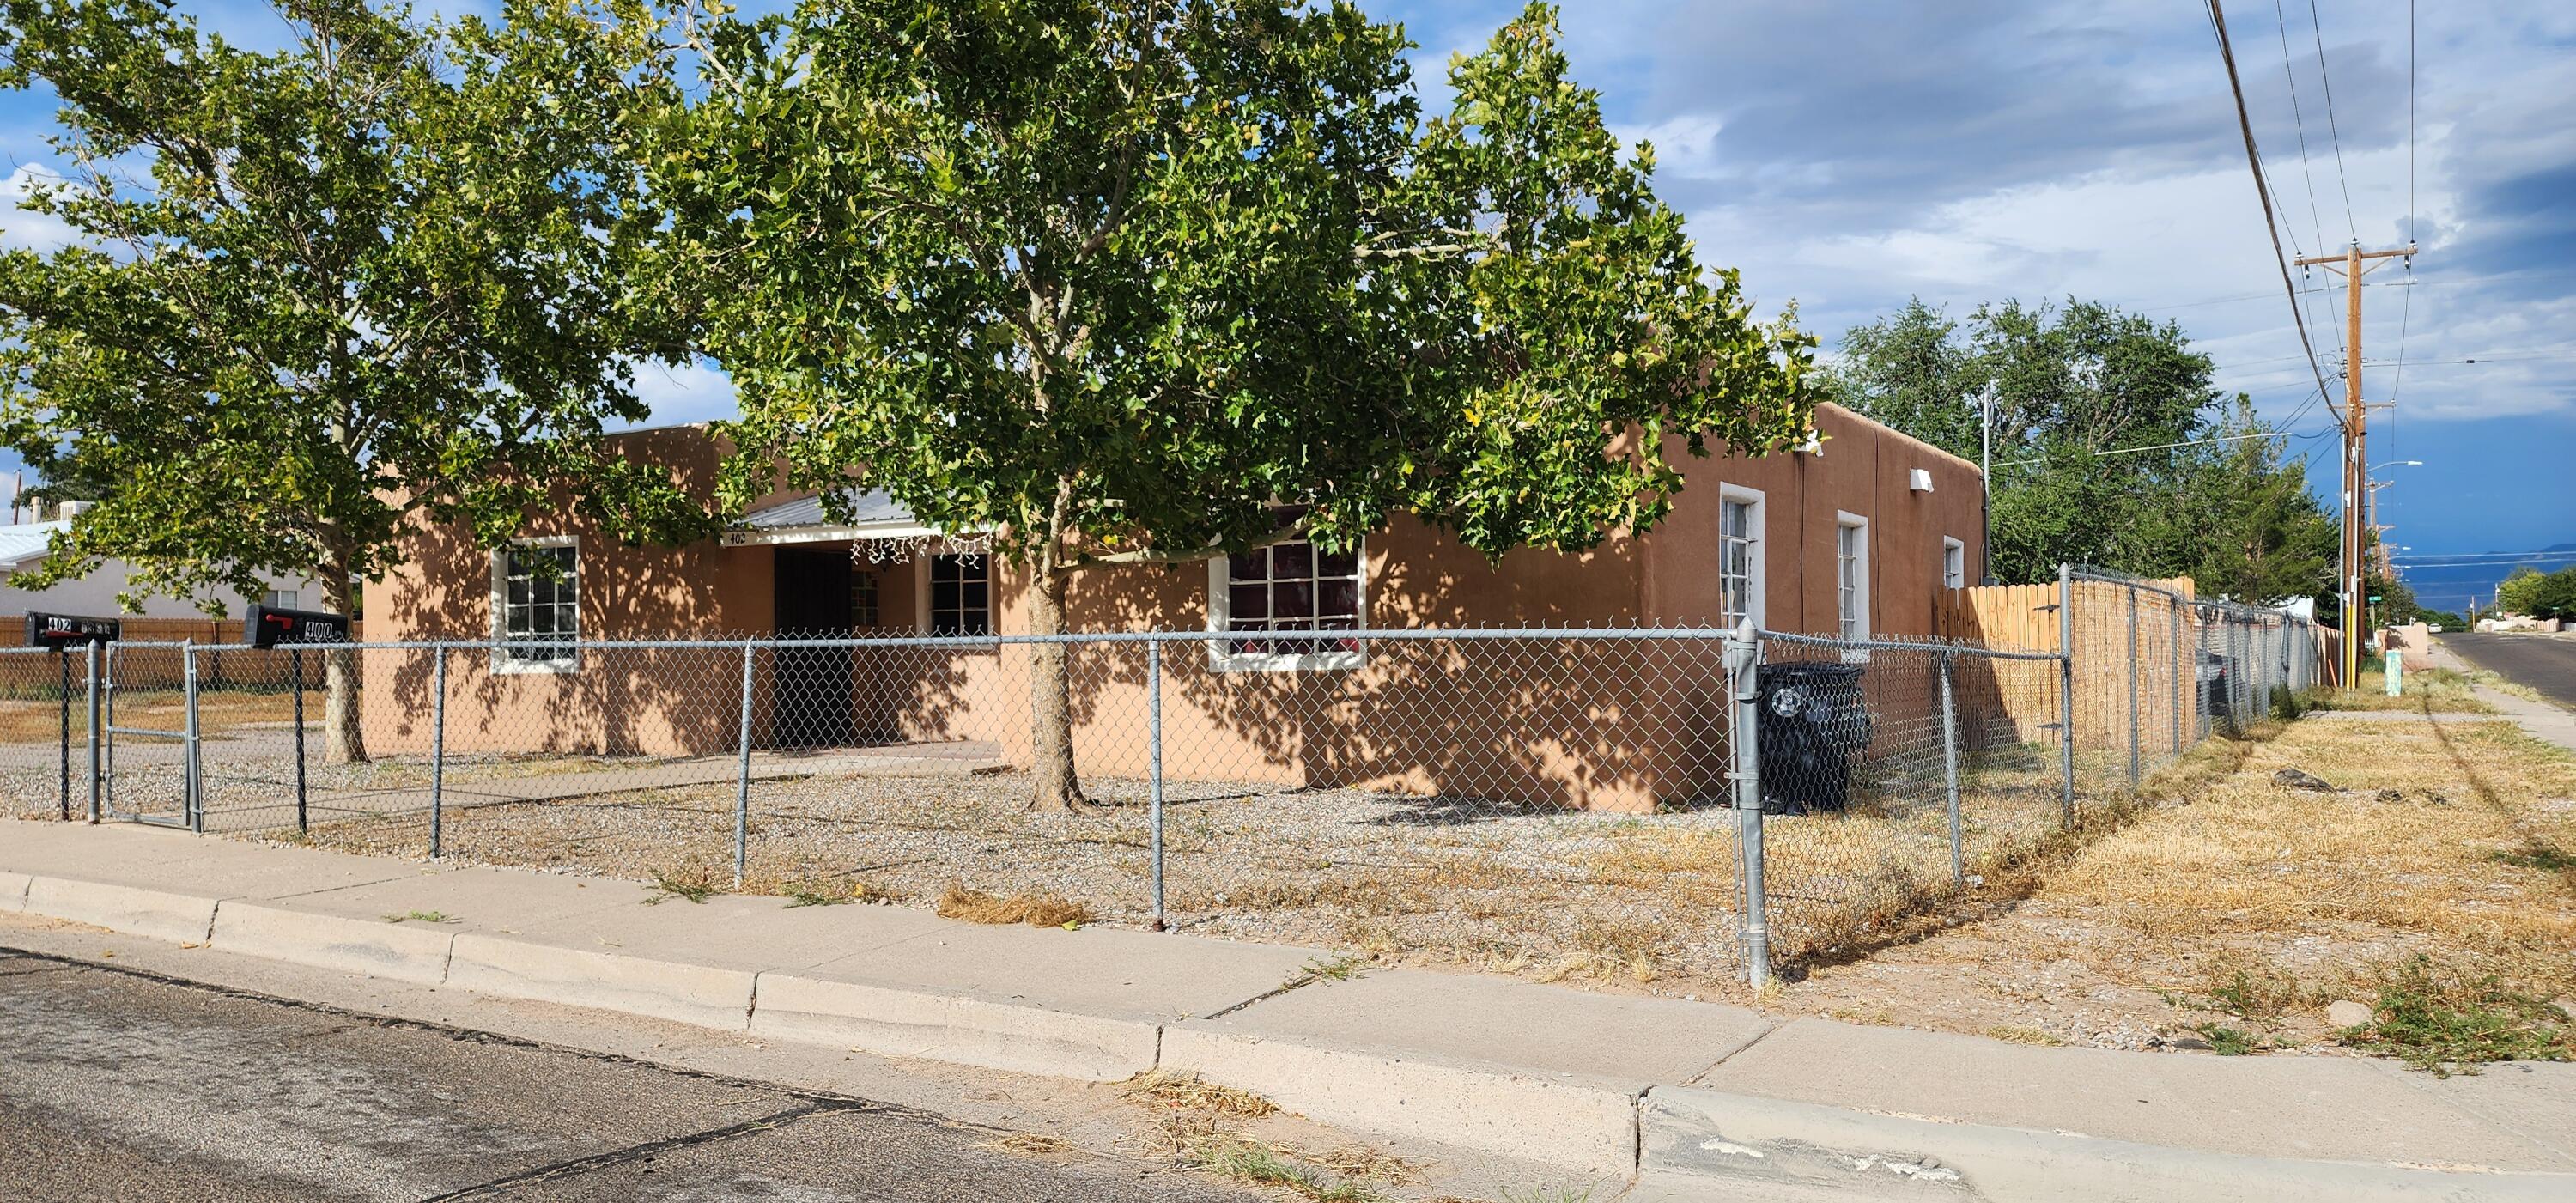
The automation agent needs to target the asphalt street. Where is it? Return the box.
[2443,633,2576,709]
[0,947,1257,1203]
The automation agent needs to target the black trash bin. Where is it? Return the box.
[1756,661,1874,814]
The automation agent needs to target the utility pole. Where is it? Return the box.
[2296,240,2415,688]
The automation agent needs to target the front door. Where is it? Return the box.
[772,547,855,748]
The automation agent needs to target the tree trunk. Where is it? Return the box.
[1025,563,1091,813]
[319,568,368,764]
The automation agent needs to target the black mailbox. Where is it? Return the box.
[248,604,350,648]
[25,611,120,647]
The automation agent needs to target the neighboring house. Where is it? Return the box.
[0,507,318,626]
[363,405,1984,810]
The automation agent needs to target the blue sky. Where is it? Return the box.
[2,1,2568,612]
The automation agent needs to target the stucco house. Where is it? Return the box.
[363,404,1984,811]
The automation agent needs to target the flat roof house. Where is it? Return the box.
[365,404,1984,811]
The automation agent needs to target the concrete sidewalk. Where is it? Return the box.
[3,818,2569,1202]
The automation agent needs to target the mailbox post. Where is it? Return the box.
[248,605,350,832]
[27,613,120,823]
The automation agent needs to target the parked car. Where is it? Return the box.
[1755,661,1874,814]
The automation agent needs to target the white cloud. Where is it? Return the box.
[625,359,738,427]
[0,164,80,252]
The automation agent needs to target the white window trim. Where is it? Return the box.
[1835,512,1871,645]
[1206,539,1366,673]
[491,535,580,675]
[914,549,996,638]
[1941,536,1966,591]
[1717,483,1767,632]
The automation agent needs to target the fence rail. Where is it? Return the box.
[0,565,2324,986]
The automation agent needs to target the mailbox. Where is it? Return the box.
[248,604,350,649]
[24,611,120,647]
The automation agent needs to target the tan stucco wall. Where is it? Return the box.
[362,407,1988,810]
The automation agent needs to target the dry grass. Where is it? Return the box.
[986,1132,1074,1157]
[0,688,322,743]
[934,884,1093,927]
[1785,705,2576,1061]
[2315,666,2526,714]
[1121,1070,1279,1121]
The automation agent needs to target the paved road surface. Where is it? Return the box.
[0,948,1255,1203]
[2442,633,2576,709]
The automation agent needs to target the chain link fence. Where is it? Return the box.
[3,563,2334,986]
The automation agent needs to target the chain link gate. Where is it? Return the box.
[96,641,199,829]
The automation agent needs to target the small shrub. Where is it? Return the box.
[2269,684,2306,721]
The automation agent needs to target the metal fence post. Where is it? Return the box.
[2126,585,2141,789]
[734,641,756,890]
[183,643,202,833]
[2056,563,2076,826]
[429,644,448,858]
[1937,648,1964,887]
[290,646,308,834]
[1725,620,1770,988]
[85,640,100,823]
[2169,598,2184,756]
[1147,638,1167,932]
[56,648,70,820]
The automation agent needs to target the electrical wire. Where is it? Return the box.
[2306,0,2360,237]
[2203,0,2346,440]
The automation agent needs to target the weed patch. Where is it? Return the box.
[382,909,459,925]
[642,868,723,905]
[2336,956,2575,1076]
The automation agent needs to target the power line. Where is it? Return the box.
[2204,0,2345,441]
[2306,0,2360,237]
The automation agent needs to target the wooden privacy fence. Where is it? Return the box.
[1935,577,2337,761]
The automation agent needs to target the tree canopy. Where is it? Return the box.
[1824,298,2335,601]
[0,0,712,756]
[656,0,1816,808]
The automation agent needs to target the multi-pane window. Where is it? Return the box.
[1218,538,1362,662]
[1720,497,1758,629]
[498,542,579,667]
[1837,520,1868,641]
[261,588,300,610]
[1942,538,1966,590]
[851,568,879,630]
[928,554,991,636]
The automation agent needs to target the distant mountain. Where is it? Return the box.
[2398,541,2576,614]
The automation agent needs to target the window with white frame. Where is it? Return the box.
[1718,485,1765,630]
[1835,513,1870,641]
[493,538,579,670]
[1207,536,1364,671]
[927,554,991,636]
[1941,538,1966,590]
[261,588,300,610]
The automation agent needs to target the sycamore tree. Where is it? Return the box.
[0,0,712,761]
[659,1,1814,811]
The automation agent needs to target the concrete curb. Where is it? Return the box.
[750,972,1159,1083]
[209,902,455,987]
[445,933,756,1031]
[1639,1085,2576,1203]
[24,877,217,945]
[1160,1024,1639,1177]
[10,867,2572,1199]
